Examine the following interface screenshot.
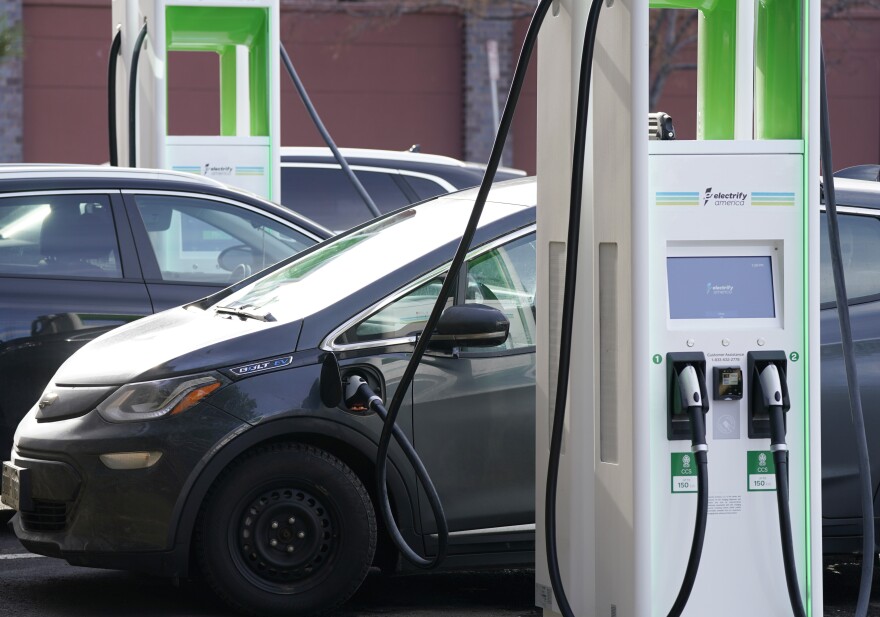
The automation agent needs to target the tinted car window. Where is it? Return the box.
[281,167,410,230]
[464,233,537,350]
[338,276,453,345]
[820,212,880,303]
[0,194,121,278]
[132,194,314,285]
[403,175,450,201]
[338,232,535,348]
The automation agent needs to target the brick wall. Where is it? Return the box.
[463,8,516,167]
[0,0,22,163]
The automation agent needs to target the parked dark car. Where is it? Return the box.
[4,174,880,616]
[0,165,330,457]
[4,178,538,616]
[280,146,526,231]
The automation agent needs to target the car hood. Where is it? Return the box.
[51,306,303,386]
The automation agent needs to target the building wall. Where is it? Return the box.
[22,0,463,163]
[16,1,880,173]
[0,0,22,163]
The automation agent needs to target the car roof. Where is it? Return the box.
[441,175,537,207]
[823,176,880,210]
[0,164,229,188]
[0,164,333,240]
[280,147,526,179]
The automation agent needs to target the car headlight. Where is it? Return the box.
[96,373,229,423]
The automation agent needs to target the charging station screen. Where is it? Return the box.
[667,256,775,319]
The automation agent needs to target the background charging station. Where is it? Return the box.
[111,0,281,200]
[535,0,823,614]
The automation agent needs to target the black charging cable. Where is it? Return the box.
[756,363,806,617]
[544,0,606,614]
[280,44,380,219]
[820,45,875,617]
[128,22,148,168]
[371,0,555,570]
[344,375,448,562]
[108,28,122,167]
[666,365,710,617]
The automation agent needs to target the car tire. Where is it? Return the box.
[196,443,376,616]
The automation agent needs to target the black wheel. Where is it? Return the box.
[196,443,376,616]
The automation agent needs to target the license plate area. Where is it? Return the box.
[2,462,32,512]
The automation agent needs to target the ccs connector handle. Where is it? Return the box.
[664,354,710,617]
[667,353,709,442]
[747,353,805,617]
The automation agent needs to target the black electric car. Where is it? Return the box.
[5,178,538,616]
[0,165,331,465]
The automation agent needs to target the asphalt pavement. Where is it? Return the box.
[0,519,879,616]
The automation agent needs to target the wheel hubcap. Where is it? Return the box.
[237,487,335,584]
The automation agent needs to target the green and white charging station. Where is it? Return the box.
[535,0,823,614]
[111,0,281,200]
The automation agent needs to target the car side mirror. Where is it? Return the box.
[428,303,509,351]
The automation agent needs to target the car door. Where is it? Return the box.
[0,190,151,448]
[329,227,536,545]
[123,191,318,312]
[818,208,880,523]
[411,229,537,537]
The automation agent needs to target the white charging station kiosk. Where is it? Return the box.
[111,0,281,200]
[535,0,823,614]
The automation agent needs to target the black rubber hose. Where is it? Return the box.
[128,22,148,168]
[667,447,709,617]
[369,399,448,554]
[108,29,122,167]
[545,0,604,614]
[768,405,807,617]
[280,43,380,219]
[820,44,874,617]
[373,0,555,570]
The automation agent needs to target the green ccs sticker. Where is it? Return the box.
[789,351,800,362]
[747,451,777,492]
[671,452,698,494]
[653,354,663,365]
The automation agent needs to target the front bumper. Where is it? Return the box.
[6,401,243,573]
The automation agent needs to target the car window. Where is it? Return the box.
[281,167,411,230]
[463,232,536,350]
[337,276,454,346]
[403,175,451,201]
[820,212,880,303]
[0,194,121,278]
[132,194,314,285]
[337,232,535,349]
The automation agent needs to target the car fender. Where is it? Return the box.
[165,413,420,576]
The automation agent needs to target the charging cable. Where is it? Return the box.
[370,0,555,571]
[280,44,380,219]
[820,45,875,617]
[666,365,710,617]
[756,364,806,617]
[343,375,449,567]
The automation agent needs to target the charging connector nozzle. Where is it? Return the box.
[343,374,381,413]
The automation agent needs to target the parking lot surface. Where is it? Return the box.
[0,522,878,616]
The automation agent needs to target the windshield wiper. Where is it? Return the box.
[214,305,277,322]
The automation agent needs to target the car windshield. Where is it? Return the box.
[213,196,523,322]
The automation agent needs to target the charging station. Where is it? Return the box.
[111,0,281,200]
[535,0,823,614]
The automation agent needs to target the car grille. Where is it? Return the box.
[20,499,68,532]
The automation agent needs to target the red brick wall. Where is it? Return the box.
[22,0,463,163]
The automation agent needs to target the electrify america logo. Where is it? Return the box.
[703,187,748,206]
[204,163,234,176]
